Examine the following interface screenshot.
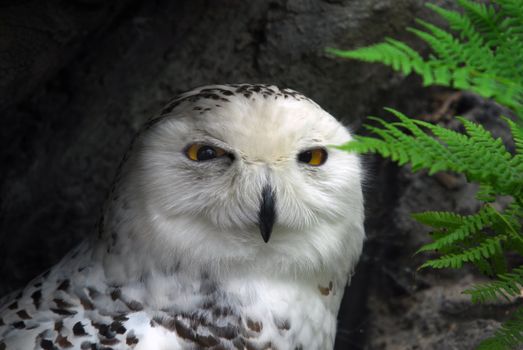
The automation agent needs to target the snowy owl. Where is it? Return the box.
[0,84,364,349]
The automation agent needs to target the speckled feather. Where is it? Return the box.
[0,84,365,350]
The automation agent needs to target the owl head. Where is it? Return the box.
[104,84,364,278]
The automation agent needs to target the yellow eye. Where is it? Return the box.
[185,144,226,161]
[297,148,328,166]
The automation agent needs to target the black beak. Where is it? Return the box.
[258,185,276,243]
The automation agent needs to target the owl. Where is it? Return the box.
[0,84,364,349]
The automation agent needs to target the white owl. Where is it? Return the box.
[0,84,364,350]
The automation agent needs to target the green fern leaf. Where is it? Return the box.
[458,117,517,185]
[414,118,521,194]
[340,109,523,197]
[329,1,523,347]
[327,43,411,76]
[412,211,465,229]
[477,306,523,349]
[496,0,523,38]
[504,117,523,175]
[464,265,523,303]
[457,0,502,45]
[476,184,496,202]
[328,0,523,116]
[383,108,459,173]
[415,206,496,253]
[419,236,506,270]
[426,3,482,40]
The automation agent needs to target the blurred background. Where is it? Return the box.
[0,0,509,348]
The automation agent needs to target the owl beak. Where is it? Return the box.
[258,185,276,243]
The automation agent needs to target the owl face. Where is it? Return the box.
[123,85,363,271]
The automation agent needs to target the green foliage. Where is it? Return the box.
[340,107,523,347]
[329,0,523,348]
[327,0,523,118]
[338,110,523,276]
[464,266,523,303]
[477,307,523,350]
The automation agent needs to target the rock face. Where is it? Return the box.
[0,0,136,111]
[0,0,509,349]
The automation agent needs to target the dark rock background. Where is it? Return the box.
[0,0,509,348]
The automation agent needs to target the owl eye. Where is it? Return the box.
[185,144,226,161]
[297,148,328,166]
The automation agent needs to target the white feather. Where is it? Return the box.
[0,84,364,349]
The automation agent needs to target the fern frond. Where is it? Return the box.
[378,108,458,170]
[383,39,426,76]
[325,39,425,76]
[426,3,482,40]
[412,211,465,229]
[407,22,460,70]
[413,118,522,194]
[496,0,523,37]
[477,306,523,350]
[328,1,523,117]
[503,198,523,256]
[508,120,523,156]
[457,0,502,46]
[464,265,523,303]
[341,109,523,196]
[505,117,523,174]
[505,201,523,222]
[424,3,501,85]
[458,117,516,184]
[337,110,455,174]
[504,118,523,155]
[415,206,496,253]
[476,183,496,202]
[419,235,506,270]
[329,1,523,347]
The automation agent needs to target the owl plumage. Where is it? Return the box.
[0,84,365,350]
